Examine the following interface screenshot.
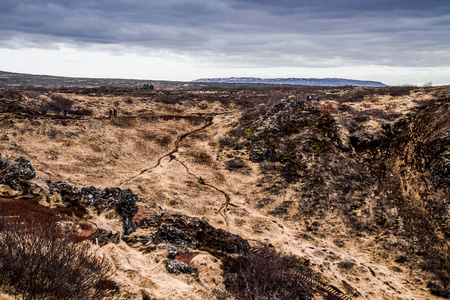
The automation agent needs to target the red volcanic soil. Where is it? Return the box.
[175,253,200,265]
[0,197,97,242]
[0,197,68,223]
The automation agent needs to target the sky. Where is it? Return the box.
[0,0,449,85]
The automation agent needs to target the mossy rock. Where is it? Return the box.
[309,138,334,154]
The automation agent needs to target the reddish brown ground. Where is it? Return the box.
[175,253,200,265]
[0,197,97,243]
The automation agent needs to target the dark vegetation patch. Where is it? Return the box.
[269,201,294,217]
[43,94,93,116]
[225,158,247,171]
[221,245,313,300]
[0,214,116,300]
[256,197,275,209]
[187,150,213,165]
[219,136,244,150]
[368,99,450,296]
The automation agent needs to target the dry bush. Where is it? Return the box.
[46,94,74,112]
[187,150,213,165]
[70,108,93,116]
[47,127,62,139]
[225,158,247,171]
[219,137,243,150]
[363,108,400,121]
[187,117,204,126]
[156,135,172,147]
[0,216,116,300]
[0,89,23,100]
[139,130,157,141]
[155,96,182,105]
[221,245,312,300]
[387,86,415,97]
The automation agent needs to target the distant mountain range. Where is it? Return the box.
[0,70,387,89]
[193,77,387,87]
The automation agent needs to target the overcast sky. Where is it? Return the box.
[1,0,449,85]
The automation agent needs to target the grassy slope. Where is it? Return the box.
[0,85,449,299]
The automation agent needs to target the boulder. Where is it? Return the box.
[165,259,191,275]
[49,182,139,235]
[0,156,36,191]
[150,223,196,248]
[149,214,250,255]
[81,187,139,235]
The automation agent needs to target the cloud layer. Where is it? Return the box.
[1,0,449,80]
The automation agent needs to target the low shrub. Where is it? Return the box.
[70,108,93,116]
[222,245,312,300]
[225,158,247,170]
[0,216,116,300]
[189,150,213,165]
[47,94,74,112]
[219,137,242,150]
[387,86,415,97]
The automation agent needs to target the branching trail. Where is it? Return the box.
[117,112,233,227]
[36,111,234,226]
[117,115,214,187]
[175,158,231,229]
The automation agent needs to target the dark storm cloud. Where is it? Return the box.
[1,0,449,67]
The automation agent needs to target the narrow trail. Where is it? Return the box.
[175,158,231,229]
[13,111,234,226]
[117,115,214,187]
[117,113,233,227]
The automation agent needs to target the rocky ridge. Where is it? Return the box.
[221,94,450,297]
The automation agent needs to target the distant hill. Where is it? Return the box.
[0,70,159,89]
[193,77,387,87]
[0,70,387,90]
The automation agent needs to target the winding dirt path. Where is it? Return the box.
[117,116,214,187]
[175,158,231,229]
[117,113,233,226]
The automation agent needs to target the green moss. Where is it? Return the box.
[317,114,335,133]
[350,203,363,210]
[309,138,333,154]
[244,128,254,135]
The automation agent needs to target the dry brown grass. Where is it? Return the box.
[1,86,449,299]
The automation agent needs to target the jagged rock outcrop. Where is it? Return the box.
[0,155,36,192]
[49,182,139,235]
[150,223,197,248]
[250,96,320,162]
[82,187,139,235]
[0,154,139,234]
[165,259,192,275]
[147,214,250,255]
[369,99,450,294]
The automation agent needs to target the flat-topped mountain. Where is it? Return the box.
[193,77,387,87]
